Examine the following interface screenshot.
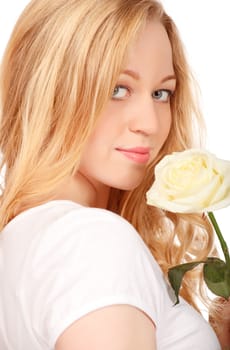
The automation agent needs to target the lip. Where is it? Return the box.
[116,147,151,164]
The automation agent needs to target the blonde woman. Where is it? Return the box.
[0,0,225,349]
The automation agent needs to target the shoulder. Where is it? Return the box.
[6,201,166,297]
[8,199,141,248]
[19,201,165,289]
[16,201,167,345]
[25,200,149,260]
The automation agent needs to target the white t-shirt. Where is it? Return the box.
[0,200,220,349]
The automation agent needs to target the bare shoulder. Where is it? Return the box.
[55,304,156,350]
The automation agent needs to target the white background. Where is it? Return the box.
[0,1,229,253]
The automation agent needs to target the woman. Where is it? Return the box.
[0,0,225,348]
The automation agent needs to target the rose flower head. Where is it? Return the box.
[146,148,230,214]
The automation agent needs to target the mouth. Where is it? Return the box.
[115,147,151,164]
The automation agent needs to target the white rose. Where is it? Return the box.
[146,149,230,213]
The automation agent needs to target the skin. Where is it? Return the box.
[209,297,230,349]
[55,20,175,350]
[59,19,176,209]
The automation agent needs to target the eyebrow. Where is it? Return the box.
[122,69,140,80]
[161,74,177,83]
[122,69,176,83]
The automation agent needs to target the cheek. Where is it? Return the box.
[160,110,172,142]
[89,106,119,142]
[167,115,172,137]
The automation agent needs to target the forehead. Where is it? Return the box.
[124,20,174,79]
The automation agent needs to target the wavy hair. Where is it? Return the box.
[0,0,216,313]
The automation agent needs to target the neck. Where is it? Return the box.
[56,172,110,209]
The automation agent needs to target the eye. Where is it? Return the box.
[112,85,130,99]
[152,89,173,102]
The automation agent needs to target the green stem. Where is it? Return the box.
[208,211,230,268]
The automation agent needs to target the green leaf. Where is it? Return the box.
[168,261,203,305]
[204,257,230,299]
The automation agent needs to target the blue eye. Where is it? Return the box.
[112,86,130,99]
[152,89,173,102]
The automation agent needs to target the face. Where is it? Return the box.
[78,20,176,193]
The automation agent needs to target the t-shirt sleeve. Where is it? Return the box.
[26,207,168,347]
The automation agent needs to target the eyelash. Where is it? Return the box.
[112,85,174,102]
[152,89,174,102]
[112,85,131,99]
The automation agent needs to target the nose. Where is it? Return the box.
[129,95,161,136]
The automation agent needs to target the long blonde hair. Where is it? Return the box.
[0,0,215,312]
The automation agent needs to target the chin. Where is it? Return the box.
[112,177,143,191]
